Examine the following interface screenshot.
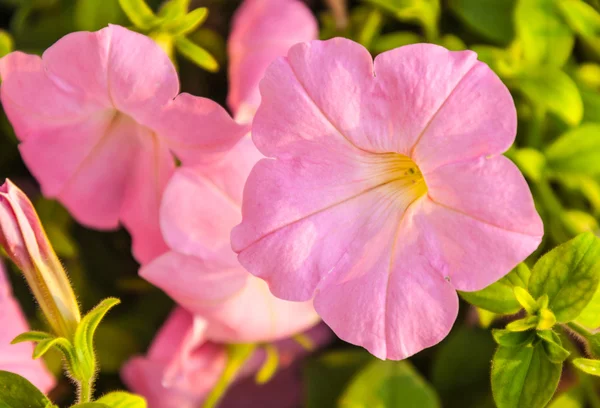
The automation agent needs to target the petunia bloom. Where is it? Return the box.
[140,0,320,343]
[122,308,331,408]
[0,259,56,393]
[0,25,247,263]
[228,0,318,123]
[141,138,319,343]
[0,180,80,339]
[232,39,544,360]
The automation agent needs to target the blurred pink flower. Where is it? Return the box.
[141,0,320,343]
[232,39,544,360]
[122,308,331,408]
[141,139,319,343]
[0,259,55,393]
[0,25,247,264]
[228,0,318,123]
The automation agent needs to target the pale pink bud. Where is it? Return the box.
[0,179,81,338]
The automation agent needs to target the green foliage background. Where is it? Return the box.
[1,0,600,407]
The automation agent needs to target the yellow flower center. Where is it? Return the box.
[376,153,427,210]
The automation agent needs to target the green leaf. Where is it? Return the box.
[492,343,562,408]
[365,0,440,40]
[529,232,600,322]
[72,298,121,382]
[71,404,111,408]
[449,0,515,44]
[33,337,72,360]
[514,287,538,314]
[515,68,583,126]
[339,360,440,408]
[162,7,207,36]
[460,263,531,314]
[506,316,540,332]
[558,0,600,37]
[537,330,570,363]
[118,0,161,30]
[75,0,127,31]
[11,331,54,344]
[575,281,600,328]
[0,370,52,408]
[255,344,279,384]
[492,329,536,347]
[0,30,14,58]
[305,350,372,408]
[548,387,585,408]
[536,308,557,330]
[514,0,575,66]
[157,0,189,19]
[546,124,600,176]
[174,36,219,72]
[572,358,600,376]
[96,391,146,408]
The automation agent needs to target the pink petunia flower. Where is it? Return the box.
[122,308,331,408]
[140,0,320,343]
[228,0,318,123]
[0,25,247,264]
[0,259,56,393]
[141,138,320,343]
[232,39,544,360]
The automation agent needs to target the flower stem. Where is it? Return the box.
[78,379,93,403]
[567,321,593,339]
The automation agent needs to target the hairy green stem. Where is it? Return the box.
[78,379,93,403]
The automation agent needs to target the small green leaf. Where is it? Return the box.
[537,331,570,363]
[572,358,600,376]
[515,68,583,126]
[162,7,207,36]
[546,124,600,176]
[514,287,538,314]
[514,0,574,66]
[0,370,52,408]
[507,316,539,332]
[96,391,146,408]
[575,282,600,328]
[536,308,557,330]
[71,404,111,408]
[157,0,189,19]
[174,36,219,72]
[0,30,14,58]
[558,0,600,37]
[118,0,161,30]
[448,0,515,44]
[72,298,121,381]
[529,233,600,322]
[459,263,531,314]
[492,329,535,348]
[33,337,72,360]
[492,343,562,408]
[11,331,54,344]
[339,360,440,408]
[255,344,279,384]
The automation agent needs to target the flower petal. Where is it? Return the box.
[0,52,103,138]
[53,114,144,228]
[103,25,179,124]
[0,262,56,393]
[141,251,318,343]
[414,197,542,292]
[410,55,517,172]
[120,134,175,264]
[149,93,249,166]
[160,138,260,258]
[314,207,458,360]
[228,0,317,121]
